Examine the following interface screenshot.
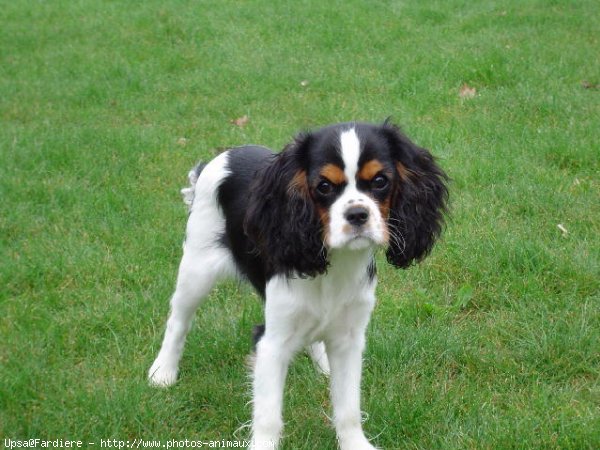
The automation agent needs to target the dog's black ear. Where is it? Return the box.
[244,134,328,277]
[383,123,449,268]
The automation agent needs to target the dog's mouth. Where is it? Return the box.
[346,236,374,250]
[337,228,382,250]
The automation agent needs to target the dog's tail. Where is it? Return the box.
[180,162,207,210]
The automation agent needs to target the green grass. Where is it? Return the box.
[1,0,599,448]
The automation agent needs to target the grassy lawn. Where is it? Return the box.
[1,0,599,448]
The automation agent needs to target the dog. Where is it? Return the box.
[148,121,448,449]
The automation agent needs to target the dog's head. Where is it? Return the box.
[244,122,449,277]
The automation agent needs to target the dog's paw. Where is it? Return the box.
[340,441,378,450]
[249,436,277,450]
[354,443,378,450]
[148,360,178,387]
[338,434,379,450]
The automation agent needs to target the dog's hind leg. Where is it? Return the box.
[148,245,234,387]
[307,341,330,376]
[149,152,234,387]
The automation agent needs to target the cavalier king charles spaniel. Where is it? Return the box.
[149,121,448,449]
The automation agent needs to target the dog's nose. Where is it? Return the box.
[344,206,369,227]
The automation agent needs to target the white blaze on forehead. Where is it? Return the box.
[339,128,361,186]
[328,127,387,249]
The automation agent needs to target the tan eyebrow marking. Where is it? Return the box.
[358,159,385,181]
[320,164,347,185]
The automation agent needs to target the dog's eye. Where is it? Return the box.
[372,175,389,190]
[316,180,334,195]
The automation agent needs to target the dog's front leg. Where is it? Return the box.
[327,327,378,450]
[250,335,294,450]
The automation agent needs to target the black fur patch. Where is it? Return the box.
[381,123,449,268]
[217,146,273,296]
[244,135,329,279]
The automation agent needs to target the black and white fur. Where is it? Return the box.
[148,122,448,450]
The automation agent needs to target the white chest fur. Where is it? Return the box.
[264,249,377,347]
